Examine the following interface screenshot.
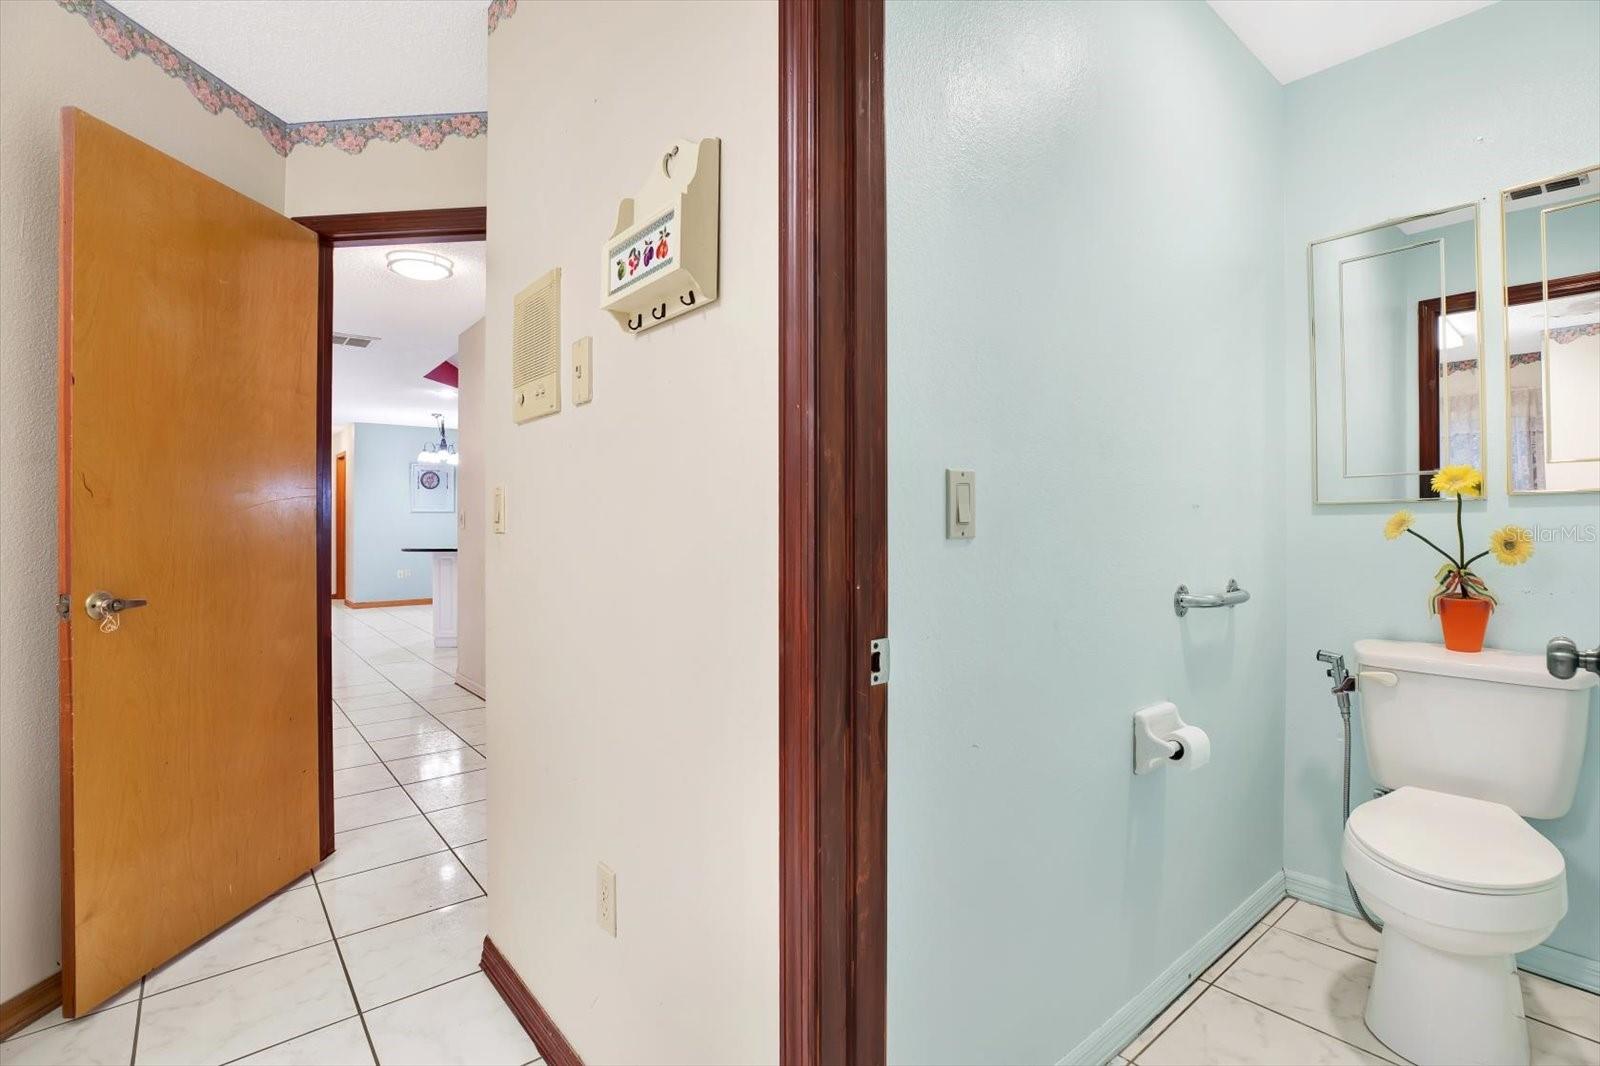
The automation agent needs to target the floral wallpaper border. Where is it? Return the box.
[57,0,490,158]
[487,0,519,34]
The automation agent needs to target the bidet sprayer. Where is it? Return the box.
[1316,649,1354,713]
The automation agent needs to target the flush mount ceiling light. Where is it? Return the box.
[386,249,454,282]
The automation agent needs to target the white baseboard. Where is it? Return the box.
[452,673,486,700]
[1059,872,1287,1066]
[1285,869,1600,994]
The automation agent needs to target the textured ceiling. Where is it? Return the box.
[109,0,487,121]
[333,241,486,429]
[1206,0,1496,83]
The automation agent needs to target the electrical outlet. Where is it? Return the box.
[396,568,411,579]
[596,862,617,937]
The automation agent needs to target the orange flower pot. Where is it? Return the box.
[1438,596,1492,653]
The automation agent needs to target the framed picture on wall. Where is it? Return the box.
[410,463,456,513]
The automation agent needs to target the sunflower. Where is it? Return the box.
[1430,464,1483,498]
[1383,510,1415,540]
[1489,525,1534,565]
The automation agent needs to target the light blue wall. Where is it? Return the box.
[349,422,458,603]
[1282,0,1600,978]
[885,2,1285,1061]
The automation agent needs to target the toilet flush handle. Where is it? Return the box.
[1358,670,1398,688]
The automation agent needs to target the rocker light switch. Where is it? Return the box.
[946,469,975,539]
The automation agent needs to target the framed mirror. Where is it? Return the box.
[1501,165,1599,494]
[1308,203,1484,503]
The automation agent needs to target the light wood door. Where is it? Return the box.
[57,109,322,1015]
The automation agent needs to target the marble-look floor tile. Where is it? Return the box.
[428,800,487,847]
[403,769,488,813]
[1203,921,1270,984]
[1200,899,1291,984]
[146,884,330,994]
[1277,901,1381,961]
[231,1017,374,1065]
[339,897,488,1010]
[419,694,484,716]
[336,692,417,714]
[331,681,399,700]
[1531,1019,1600,1066]
[432,707,486,731]
[450,722,488,746]
[357,717,452,743]
[1121,981,1205,1060]
[332,763,397,799]
[384,747,487,785]
[331,742,379,771]
[339,703,426,727]
[1140,986,1392,1066]
[405,684,474,703]
[330,726,361,748]
[1522,972,1600,1043]
[317,815,446,882]
[370,731,468,762]
[136,942,354,1066]
[1217,928,1397,1061]
[318,853,481,936]
[335,786,421,832]
[364,972,538,1066]
[0,1001,137,1066]
[455,840,489,887]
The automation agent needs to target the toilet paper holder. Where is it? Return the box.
[1133,701,1209,775]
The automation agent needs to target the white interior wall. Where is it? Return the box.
[453,319,487,695]
[483,2,780,1060]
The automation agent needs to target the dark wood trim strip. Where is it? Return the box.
[342,597,433,609]
[291,207,487,248]
[1509,269,1600,306]
[480,938,583,1066]
[0,972,62,1042]
[314,235,334,860]
[779,2,888,1063]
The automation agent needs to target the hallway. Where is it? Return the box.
[0,605,531,1066]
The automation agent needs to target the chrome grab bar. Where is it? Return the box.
[1173,579,1250,617]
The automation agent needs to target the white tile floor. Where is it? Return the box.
[0,604,537,1066]
[1116,898,1600,1066]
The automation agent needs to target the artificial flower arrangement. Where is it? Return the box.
[1384,465,1533,652]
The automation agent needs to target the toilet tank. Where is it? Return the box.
[1354,639,1597,819]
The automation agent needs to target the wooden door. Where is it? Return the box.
[334,453,348,600]
[57,108,322,1015]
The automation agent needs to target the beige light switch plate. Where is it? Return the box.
[573,336,593,405]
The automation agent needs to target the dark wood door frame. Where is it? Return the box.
[779,1,888,1062]
[291,207,487,857]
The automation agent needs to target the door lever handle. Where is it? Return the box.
[85,591,149,620]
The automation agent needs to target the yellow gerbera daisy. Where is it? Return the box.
[1489,525,1534,565]
[1430,464,1483,498]
[1383,510,1414,540]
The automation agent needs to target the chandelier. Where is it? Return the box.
[416,413,458,465]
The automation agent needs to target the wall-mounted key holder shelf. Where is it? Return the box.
[600,137,720,335]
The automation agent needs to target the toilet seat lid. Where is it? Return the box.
[1347,786,1565,894]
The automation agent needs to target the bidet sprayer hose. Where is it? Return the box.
[1318,649,1382,933]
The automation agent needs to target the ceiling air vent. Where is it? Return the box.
[332,332,378,348]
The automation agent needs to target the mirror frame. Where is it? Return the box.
[1499,163,1600,496]
[1307,200,1486,505]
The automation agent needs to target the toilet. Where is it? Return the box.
[1345,639,1597,1066]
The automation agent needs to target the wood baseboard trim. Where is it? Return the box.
[342,597,431,609]
[0,972,62,1041]
[453,674,487,700]
[480,937,582,1066]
